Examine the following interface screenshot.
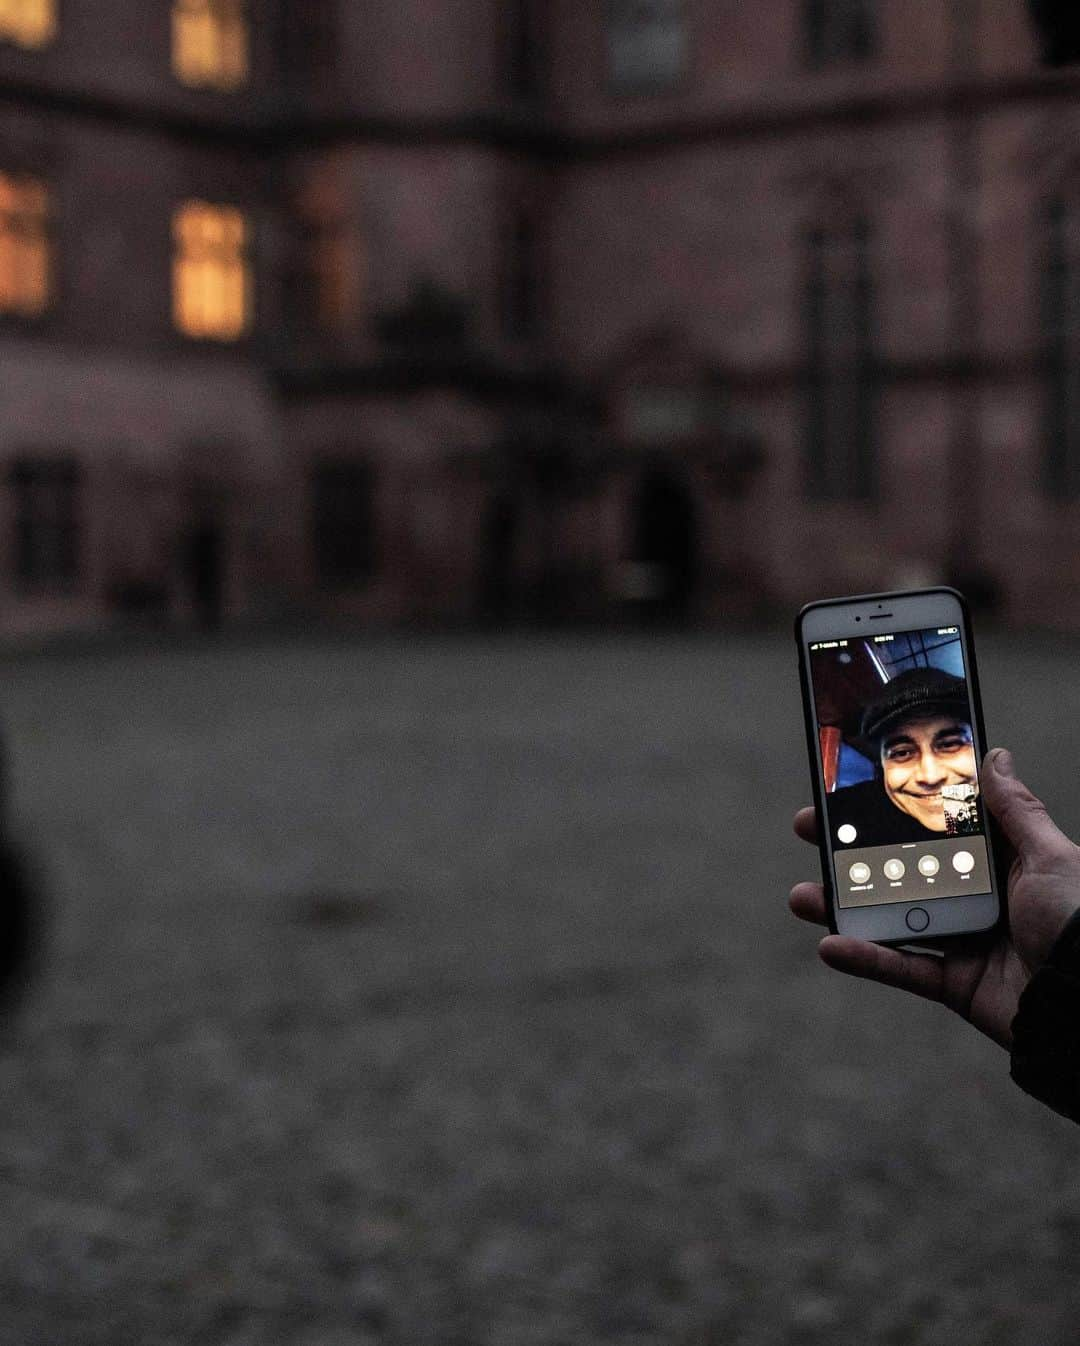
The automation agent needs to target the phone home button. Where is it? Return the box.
[905,907,931,933]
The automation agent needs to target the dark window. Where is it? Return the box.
[1041,197,1080,497]
[804,219,876,500]
[311,460,377,587]
[1029,1,1080,66]
[804,0,876,67]
[287,217,362,337]
[503,210,541,341]
[606,0,686,94]
[507,0,545,101]
[287,162,362,338]
[283,1,338,90]
[10,457,80,593]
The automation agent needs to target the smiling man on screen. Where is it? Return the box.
[831,668,978,847]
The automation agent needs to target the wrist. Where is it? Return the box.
[1016,897,1080,975]
[1038,904,1080,972]
[1010,906,1080,1123]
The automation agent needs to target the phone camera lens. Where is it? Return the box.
[855,616,861,622]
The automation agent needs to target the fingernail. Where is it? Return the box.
[991,748,1015,777]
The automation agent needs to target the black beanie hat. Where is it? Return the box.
[860,667,969,751]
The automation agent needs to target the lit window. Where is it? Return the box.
[172,0,248,90]
[607,0,686,94]
[0,0,56,49]
[0,173,49,317]
[10,458,80,594]
[172,201,251,341]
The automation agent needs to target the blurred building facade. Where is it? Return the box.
[0,1,1074,632]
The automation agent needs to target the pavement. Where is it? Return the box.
[0,631,1077,1345]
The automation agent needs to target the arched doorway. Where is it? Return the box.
[630,461,699,623]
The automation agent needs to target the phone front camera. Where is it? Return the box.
[855,616,862,621]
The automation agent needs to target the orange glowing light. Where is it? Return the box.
[172,201,251,341]
[0,0,56,48]
[172,0,248,90]
[0,173,49,317]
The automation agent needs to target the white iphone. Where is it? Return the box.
[796,587,1004,945]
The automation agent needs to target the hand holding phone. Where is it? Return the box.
[792,587,1080,1052]
[790,749,1080,1050]
[796,587,1002,944]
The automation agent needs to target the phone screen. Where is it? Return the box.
[808,623,993,910]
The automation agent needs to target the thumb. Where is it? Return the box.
[981,748,1070,864]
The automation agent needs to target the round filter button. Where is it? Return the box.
[952,850,975,875]
[917,855,940,877]
[905,907,931,933]
[883,858,906,881]
[848,862,872,885]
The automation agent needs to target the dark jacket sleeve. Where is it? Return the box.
[1010,907,1080,1123]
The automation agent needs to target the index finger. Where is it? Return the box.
[793,807,818,845]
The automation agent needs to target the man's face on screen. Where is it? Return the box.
[880,715,977,831]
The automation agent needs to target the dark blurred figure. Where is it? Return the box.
[477,493,520,626]
[184,517,224,631]
[632,461,700,625]
[0,738,41,1013]
[1029,0,1080,65]
[0,840,38,1013]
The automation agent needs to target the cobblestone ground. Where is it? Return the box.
[0,632,1078,1345]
